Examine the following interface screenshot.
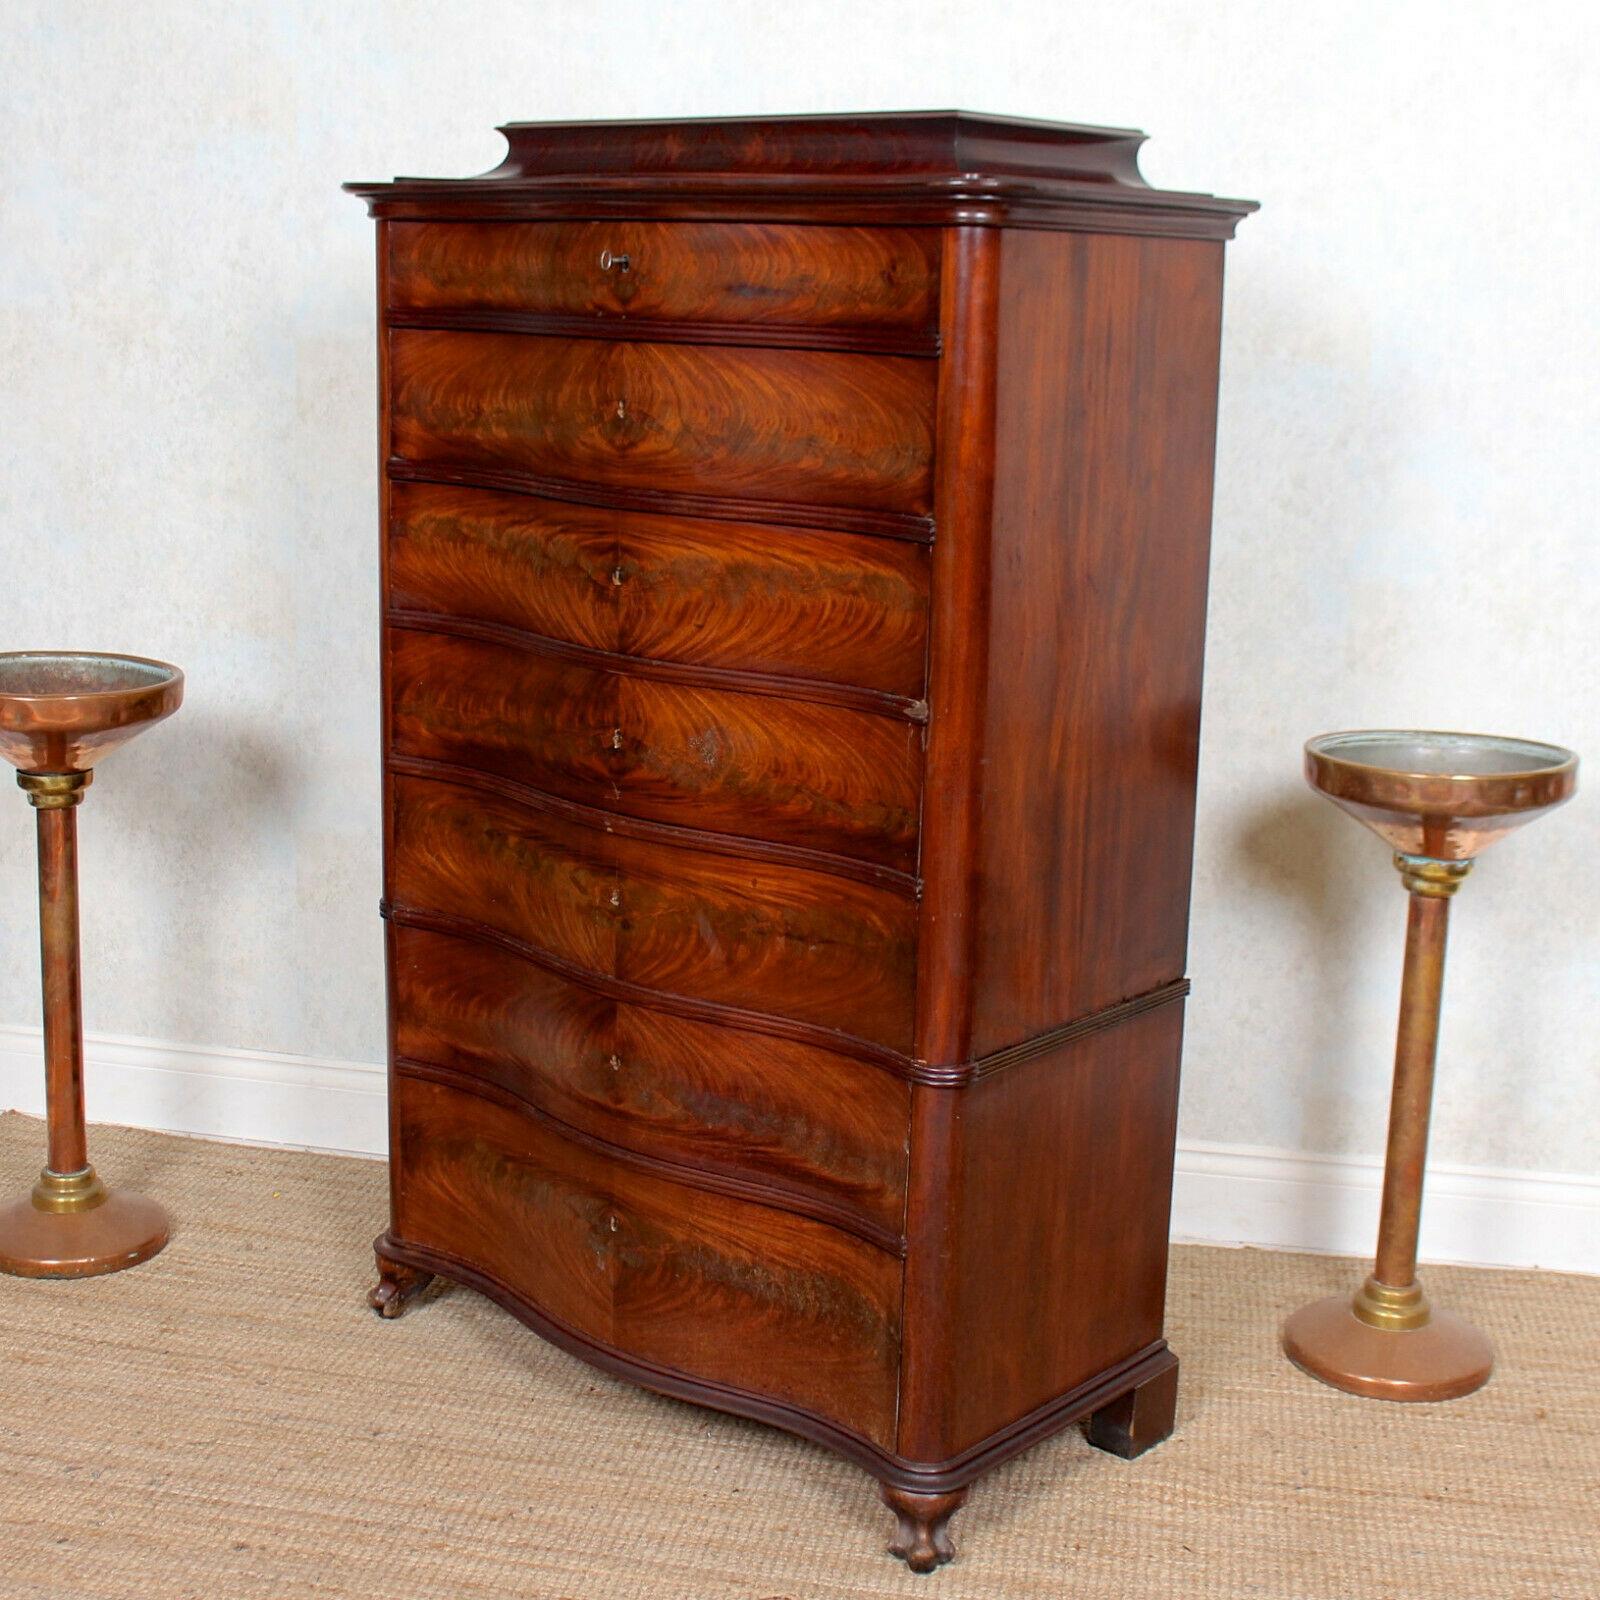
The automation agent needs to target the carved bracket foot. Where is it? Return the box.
[1084,1354,1179,1459]
[369,1240,435,1319]
[880,1484,969,1573]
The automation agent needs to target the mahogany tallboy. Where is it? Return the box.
[347,113,1254,1571]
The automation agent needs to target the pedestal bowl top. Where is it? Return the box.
[1305,729,1578,859]
[0,652,184,774]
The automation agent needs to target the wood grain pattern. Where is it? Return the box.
[376,218,404,1241]
[374,1220,1176,1498]
[392,1071,903,1446]
[389,329,936,516]
[492,113,1150,180]
[387,901,916,1078]
[387,771,917,1048]
[387,481,931,696]
[911,1004,1185,1459]
[387,626,922,870]
[390,922,910,1238]
[909,224,999,1068]
[354,116,1252,1564]
[346,114,1258,241]
[898,226,1001,1463]
[967,229,1225,1054]
[385,308,938,359]
[1083,1357,1179,1459]
[356,181,1256,242]
[388,459,934,543]
[387,220,940,331]
[388,753,917,897]
[387,612,924,727]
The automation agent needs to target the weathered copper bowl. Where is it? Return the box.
[0,651,184,775]
[1304,730,1578,860]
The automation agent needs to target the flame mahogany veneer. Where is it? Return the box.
[347,112,1254,1570]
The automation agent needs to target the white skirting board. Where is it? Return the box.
[2,1023,1596,1276]
[0,1025,388,1164]
[1169,1140,1600,1276]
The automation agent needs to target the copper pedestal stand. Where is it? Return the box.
[1283,730,1578,1401]
[0,652,183,1277]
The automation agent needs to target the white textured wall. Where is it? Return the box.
[1,3,1595,1244]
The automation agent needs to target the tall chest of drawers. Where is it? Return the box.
[347,113,1254,1570]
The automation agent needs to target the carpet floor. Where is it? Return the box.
[0,1113,1593,1599]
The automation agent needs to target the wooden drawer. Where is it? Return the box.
[389,329,936,517]
[392,1071,902,1446]
[388,627,922,872]
[387,221,940,334]
[391,923,910,1239]
[388,772,917,1049]
[387,482,930,698]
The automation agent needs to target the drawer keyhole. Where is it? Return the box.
[611,566,627,587]
[599,249,631,274]
[615,397,627,421]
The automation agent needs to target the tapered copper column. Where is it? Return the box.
[36,793,88,1175]
[1282,730,1577,1401]
[1372,872,1454,1293]
[0,651,183,1278]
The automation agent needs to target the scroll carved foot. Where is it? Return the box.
[369,1241,435,1319]
[1084,1355,1179,1459]
[880,1484,969,1573]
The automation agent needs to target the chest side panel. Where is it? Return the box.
[929,1003,1185,1453]
[968,229,1225,1054]
[897,225,1226,1466]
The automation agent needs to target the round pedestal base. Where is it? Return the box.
[0,1187,169,1278]
[1283,1292,1493,1402]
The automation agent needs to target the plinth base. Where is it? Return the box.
[0,1186,170,1278]
[1283,1292,1493,1402]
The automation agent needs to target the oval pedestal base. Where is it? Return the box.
[0,1188,170,1278]
[1283,1292,1493,1402]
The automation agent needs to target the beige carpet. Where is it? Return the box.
[0,1114,1594,1599]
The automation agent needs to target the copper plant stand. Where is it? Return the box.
[0,651,183,1277]
[1283,730,1578,1400]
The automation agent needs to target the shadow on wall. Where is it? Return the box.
[84,704,296,1061]
[1202,257,1428,1178]
[1230,789,1381,1157]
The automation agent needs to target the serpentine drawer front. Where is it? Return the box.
[348,112,1254,1572]
[387,626,924,869]
[389,922,912,1240]
[389,329,937,517]
[386,481,932,695]
[386,220,942,335]
[392,1072,904,1448]
[388,772,918,1047]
